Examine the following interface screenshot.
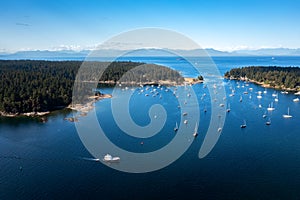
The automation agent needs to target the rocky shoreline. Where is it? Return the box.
[0,111,50,118]
[227,76,299,92]
[93,77,202,86]
[0,77,202,120]
[183,77,204,85]
[64,94,112,122]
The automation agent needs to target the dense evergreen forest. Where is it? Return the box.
[0,60,183,115]
[225,66,300,90]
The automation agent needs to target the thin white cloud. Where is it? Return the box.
[15,22,31,27]
[49,44,98,51]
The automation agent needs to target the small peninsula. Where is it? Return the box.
[0,60,196,117]
[225,66,300,92]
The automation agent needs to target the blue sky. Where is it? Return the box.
[0,0,300,52]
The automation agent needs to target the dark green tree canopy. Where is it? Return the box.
[0,60,183,114]
[225,66,300,90]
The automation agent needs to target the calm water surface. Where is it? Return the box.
[1,57,300,199]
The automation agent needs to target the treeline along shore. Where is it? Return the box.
[0,60,191,117]
[225,66,300,92]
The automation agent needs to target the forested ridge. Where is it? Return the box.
[0,60,183,115]
[225,66,300,90]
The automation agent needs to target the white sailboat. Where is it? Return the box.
[262,111,267,118]
[267,102,275,111]
[240,120,247,128]
[174,122,178,132]
[283,107,293,118]
[266,118,271,125]
[193,122,198,137]
[226,103,231,112]
[274,95,279,102]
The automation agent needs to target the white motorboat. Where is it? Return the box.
[293,98,299,102]
[103,154,120,162]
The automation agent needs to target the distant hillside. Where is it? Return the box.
[225,66,300,91]
[0,50,89,60]
[233,48,300,56]
[0,48,231,58]
[1,48,300,59]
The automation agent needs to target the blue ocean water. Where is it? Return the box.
[1,56,300,199]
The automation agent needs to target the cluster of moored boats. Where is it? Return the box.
[228,81,297,128]
[115,81,298,154]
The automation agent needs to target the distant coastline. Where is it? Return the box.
[225,66,300,92]
[2,48,300,59]
[226,77,298,92]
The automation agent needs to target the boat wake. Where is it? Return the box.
[80,157,100,162]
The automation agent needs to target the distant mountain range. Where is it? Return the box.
[232,48,300,56]
[1,48,300,59]
[0,50,90,60]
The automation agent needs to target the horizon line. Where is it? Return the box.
[1,47,300,54]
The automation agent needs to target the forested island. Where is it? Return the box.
[0,60,184,117]
[224,66,300,91]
